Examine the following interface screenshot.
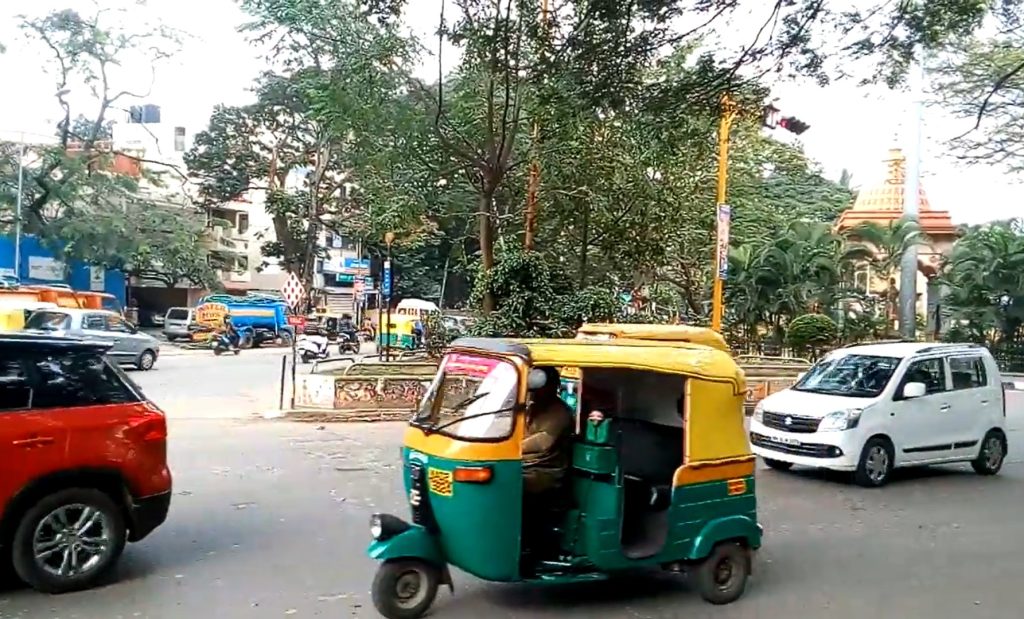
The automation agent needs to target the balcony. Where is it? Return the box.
[201,225,249,256]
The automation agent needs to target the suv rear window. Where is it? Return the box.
[0,351,142,411]
[166,308,189,320]
[25,311,71,331]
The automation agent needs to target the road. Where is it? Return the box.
[3,394,1024,618]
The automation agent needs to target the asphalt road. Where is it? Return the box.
[3,409,1024,619]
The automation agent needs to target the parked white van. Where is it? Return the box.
[749,342,1007,487]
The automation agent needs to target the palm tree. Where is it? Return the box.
[845,220,929,286]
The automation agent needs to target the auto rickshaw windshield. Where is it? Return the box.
[413,352,519,440]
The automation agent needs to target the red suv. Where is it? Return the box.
[0,333,171,593]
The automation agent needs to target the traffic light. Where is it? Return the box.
[777,116,810,135]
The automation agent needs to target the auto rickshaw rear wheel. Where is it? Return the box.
[372,559,441,619]
[693,542,749,605]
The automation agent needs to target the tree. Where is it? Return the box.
[0,5,220,288]
[933,35,1024,172]
[51,200,230,289]
[939,220,1024,343]
[845,220,928,286]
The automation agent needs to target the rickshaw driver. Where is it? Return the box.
[522,366,574,494]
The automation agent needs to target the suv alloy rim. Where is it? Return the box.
[33,504,113,578]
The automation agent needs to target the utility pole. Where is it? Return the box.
[14,133,25,281]
[711,95,738,332]
[900,53,924,340]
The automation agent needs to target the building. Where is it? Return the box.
[835,147,958,335]
[0,235,127,307]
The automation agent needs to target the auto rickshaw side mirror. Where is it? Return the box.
[527,368,548,391]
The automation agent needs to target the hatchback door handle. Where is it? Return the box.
[980,400,990,405]
[12,436,55,447]
[939,404,951,412]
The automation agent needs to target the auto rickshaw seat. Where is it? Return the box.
[611,418,683,486]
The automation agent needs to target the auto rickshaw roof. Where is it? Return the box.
[448,337,744,387]
[576,323,729,352]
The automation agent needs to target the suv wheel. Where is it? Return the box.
[854,437,894,488]
[136,350,156,371]
[12,488,127,593]
[972,430,1006,476]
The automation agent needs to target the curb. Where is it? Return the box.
[264,408,411,422]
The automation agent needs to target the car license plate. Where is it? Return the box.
[772,436,801,446]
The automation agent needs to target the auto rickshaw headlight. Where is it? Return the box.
[370,513,411,541]
[370,515,383,540]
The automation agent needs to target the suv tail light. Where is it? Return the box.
[129,404,167,442]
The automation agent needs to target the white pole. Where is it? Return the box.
[899,53,924,340]
[14,132,25,281]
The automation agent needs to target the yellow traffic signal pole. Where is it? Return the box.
[711,94,738,332]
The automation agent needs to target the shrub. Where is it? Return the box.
[786,313,838,359]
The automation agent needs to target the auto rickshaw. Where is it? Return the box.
[576,322,730,352]
[367,337,761,618]
[379,314,421,350]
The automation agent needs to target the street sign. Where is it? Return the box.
[382,259,392,299]
[715,204,731,280]
[280,273,305,309]
[287,315,307,329]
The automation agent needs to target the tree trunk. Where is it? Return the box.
[479,190,496,314]
[578,200,590,288]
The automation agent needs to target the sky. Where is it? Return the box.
[0,0,1019,225]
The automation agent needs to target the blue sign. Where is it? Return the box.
[382,260,392,298]
[343,257,370,271]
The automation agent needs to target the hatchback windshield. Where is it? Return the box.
[25,311,71,331]
[413,353,518,440]
[793,354,900,398]
[166,308,189,321]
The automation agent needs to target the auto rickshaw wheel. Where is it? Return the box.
[693,542,749,605]
[372,559,440,619]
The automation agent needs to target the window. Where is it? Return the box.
[26,351,140,409]
[83,314,107,330]
[0,358,32,411]
[412,353,518,440]
[899,358,948,396]
[166,308,189,321]
[25,311,71,332]
[794,354,900,398]
[238,213,249,234]
[949,356,988,390]
[173,126,186,152]
[105,314,133,333]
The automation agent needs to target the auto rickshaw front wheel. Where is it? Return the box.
[372,559,441,619]
[692,542,750,605]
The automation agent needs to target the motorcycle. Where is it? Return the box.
[212,333,241,356]
[298,332,331,364]
[338,330,361,355]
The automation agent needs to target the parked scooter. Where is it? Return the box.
[298,329,331,363]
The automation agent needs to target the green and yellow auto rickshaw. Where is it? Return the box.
[367,337,762,618]
[378,314,420,350]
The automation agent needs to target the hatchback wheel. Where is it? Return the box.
[854,437,894,488]
[12,488,126,593]
[136,350,156,371]
[972,431,1006,476]
[764,458,793,471]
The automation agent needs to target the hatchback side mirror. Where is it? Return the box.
[902,382,926,399]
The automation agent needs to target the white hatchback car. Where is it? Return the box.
[749,342,1007,487]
